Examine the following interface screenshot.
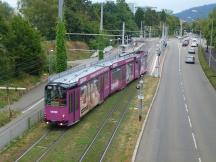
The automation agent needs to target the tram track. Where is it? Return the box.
[15,127,68,162]
[79,83,135,162]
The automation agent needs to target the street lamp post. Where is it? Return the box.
[48,49,54,74]
[117,38,120,54]
[209,19,213,68]
[109,39,112,46]
[100,2,103,32]
[136,75,144,121]
[58,0,64,21]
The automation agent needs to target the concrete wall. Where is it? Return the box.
[0,108,43,150]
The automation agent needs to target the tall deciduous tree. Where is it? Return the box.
[0,1,13,20]
[4,16,44,76]
[160,10,167,23]
[135,8,144,28]
[0,16,14,80]
[18,0,58,40]
[56,19,67,72]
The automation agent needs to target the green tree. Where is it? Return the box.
[4,16,44,76]
[135,8,144,28]
[200,8,216,49]
[0,16,14,81]
[64,0,99,37]
[56,19,67,72]
[102,0,138,37]
[160,10,167,23]
[143,8,159,26]
[208,9,216,49]
[18,0,58,40]
[166,15,180,35]
[0,1,13,20]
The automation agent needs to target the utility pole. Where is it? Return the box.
[100,2,103,33]
[140,21,143,38]
[199,30,202,45]
[155,48,161,77]
[209,20,213,68]
[48,49,54,74]
[149,26,152,38]
[136,76,144,121]
[58,0,64,21]
[122,22,125,45]
[144,25,146,38]
[180,20,183,37]
[162,23,164,38]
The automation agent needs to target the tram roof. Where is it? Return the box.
[49,65,104,87]
[48,51,145,87]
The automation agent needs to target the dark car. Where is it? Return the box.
[182,40,189,46]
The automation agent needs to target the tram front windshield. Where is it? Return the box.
[45,85,66,107]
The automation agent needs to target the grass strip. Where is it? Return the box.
[198,47,216,90]
[0,123,47,162]
[0,76,158,162]
[103,76,159,162]
[0,74,42,110]
[0,110,19,127]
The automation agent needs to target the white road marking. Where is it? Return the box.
[22,98,44,114]
[184,103,188,109]
[178,43,181,72]
[182,88,184,93]
[198,157,202,162]
[185,106,188,113]
[188,115,192,128]
[183,95,186,101]
[185,103,189,113]
[192,132,198,150]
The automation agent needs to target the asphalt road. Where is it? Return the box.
[135,38,216,162]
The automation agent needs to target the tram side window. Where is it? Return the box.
[126,63,133,83]
[80,85,88,111]
[111,68,121,90]
[140,58,145,73]
[75,91,79,110]
[69,93,74,113]
[104,72,109,89]
[89,78,100,108]
[45,85,66,107]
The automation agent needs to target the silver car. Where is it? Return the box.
[185,55,195,64]
[188,47,195,54]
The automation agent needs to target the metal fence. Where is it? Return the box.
[204,50,216,73]
[0,108,43,150]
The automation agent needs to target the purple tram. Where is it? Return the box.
[44,51,148,126]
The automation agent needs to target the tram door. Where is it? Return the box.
[122,66,126,88]
[68,88,80,123]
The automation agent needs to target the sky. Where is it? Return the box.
[3,0,216,13]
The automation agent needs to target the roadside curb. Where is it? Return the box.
[131,45,169,162]
[198,47,216,90]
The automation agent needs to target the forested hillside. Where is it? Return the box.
[175,3,216,22]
